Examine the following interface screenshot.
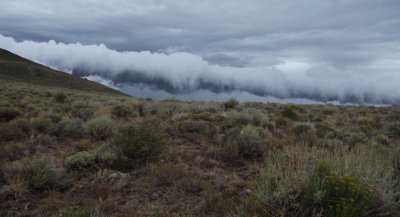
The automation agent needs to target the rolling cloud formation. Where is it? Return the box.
[1,34,400,105]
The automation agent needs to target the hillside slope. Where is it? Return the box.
[0,48,124,96]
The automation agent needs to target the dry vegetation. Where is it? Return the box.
[1,79,400,217]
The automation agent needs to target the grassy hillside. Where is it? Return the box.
[1,51,400,216]
[0,48,124,96]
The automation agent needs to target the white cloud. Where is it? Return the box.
[1,34,400,105]
[83,75,120,90]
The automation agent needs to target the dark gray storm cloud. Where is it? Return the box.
[1,0,400,104]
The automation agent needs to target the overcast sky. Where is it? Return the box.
[1,0,400,104]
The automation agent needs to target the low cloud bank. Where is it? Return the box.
[1,34,399,105]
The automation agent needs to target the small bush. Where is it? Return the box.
[348,132,368,145]
[84,117,116,140]
[275,116,290,128]
[112,124,165,169]
[223,111,253,128]
[35,134,56,147]
[0,107,21,122]
[223,98,239,110]
[4,156,65,190]
[51,118,82,138]
[72,108,94,121]
[54,93,67,103]
[300,161,374,217]
[65,145,118,170]
[384,122,400,139]
[223,125,265,161]
[48,114,62,123]
[282,106,298,120]
[251,109,269,127]
[111,105,131,119]
[30,117,52,133]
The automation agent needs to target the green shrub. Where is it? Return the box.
[112,124,165,169]
[30,117,52,133]
[282,106,298,120]
[300,161,374,217]
[49,114,62,123]
[54,93,67,103]
[65,145,118,170]
[223,125,265,161]
[348,132,368,145]
[251,109,269,127]
[384,122,400,139]
[111,105,131,119]
[84,117,116,140]
[51,118,82,138]
[223,98,239,110]
[0,107,21,122]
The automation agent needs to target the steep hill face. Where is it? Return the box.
[0,48,124,96]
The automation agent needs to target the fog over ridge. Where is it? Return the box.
[1,34,400,105]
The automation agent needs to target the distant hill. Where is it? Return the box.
[0,48,125,96]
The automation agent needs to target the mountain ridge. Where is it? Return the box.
[0,48,125,96]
